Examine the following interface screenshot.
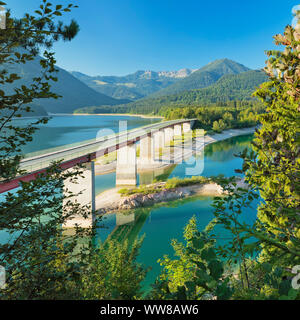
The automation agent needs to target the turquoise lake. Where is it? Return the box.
[2,115,258,292]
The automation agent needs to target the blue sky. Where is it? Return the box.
[7,0,299,76]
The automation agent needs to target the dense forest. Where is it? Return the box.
[160,101,265,132]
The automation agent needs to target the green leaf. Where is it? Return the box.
[215,282,232,300]
[201,247,216,262]
[261,262,272,273]
[184,281,196,293]
[278,279,291,296]
[175,286,187,300]
[287,288,298,300]
[192,238,204,250]
[273,267,283,278]
[208,260,224,280]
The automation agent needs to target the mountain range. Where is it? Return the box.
[110,69,268,115]
[146,59,250,98]
[70,68,198,101]
[74,69,267,115]
[70,59,250,102]
[3,55,268,116]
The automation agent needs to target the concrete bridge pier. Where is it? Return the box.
[174,124,182,136]
[116,143,137,186]
[183,122,191,133]
[139,133,153,165]
[162,127,174,162]
[182,123,191,161]
[164,127,174,146]
[153,130,165,159]
[63,161,95,229]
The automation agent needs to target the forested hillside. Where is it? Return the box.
[77,69,267,115]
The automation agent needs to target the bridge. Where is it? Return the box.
[0,118,197,227]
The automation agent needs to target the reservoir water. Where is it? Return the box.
[14,114,161,154]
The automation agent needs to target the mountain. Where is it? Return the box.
[2,103,48,118]
[84,70,267,115]
[2,51,129,114]
[70,69,198,101]
[147,59,250,98]
[21,103,48,117]
[70,59,249,102]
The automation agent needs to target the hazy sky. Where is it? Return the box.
[7,0,299,76]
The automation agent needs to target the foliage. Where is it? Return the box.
[162,102,265,132]
[0,0,93,300]
[80,238,148,300]
[152,10,300,300]
[207,11,300,298]
[165,176,211,189]
[118,184,164,196]
[239,14,300,266]
[118,176,212,197]
[150,217,232,300]
[212,119,226,133]
[0,1,149,300]
[77,101,265,135]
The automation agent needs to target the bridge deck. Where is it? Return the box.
[1,119,196,193]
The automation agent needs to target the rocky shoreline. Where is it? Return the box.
[96,181,224,215]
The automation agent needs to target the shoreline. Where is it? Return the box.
[95,177,247,215]
[49,113,164,119]
[95,182,224,215]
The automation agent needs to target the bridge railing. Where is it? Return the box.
[19,119,196,173]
